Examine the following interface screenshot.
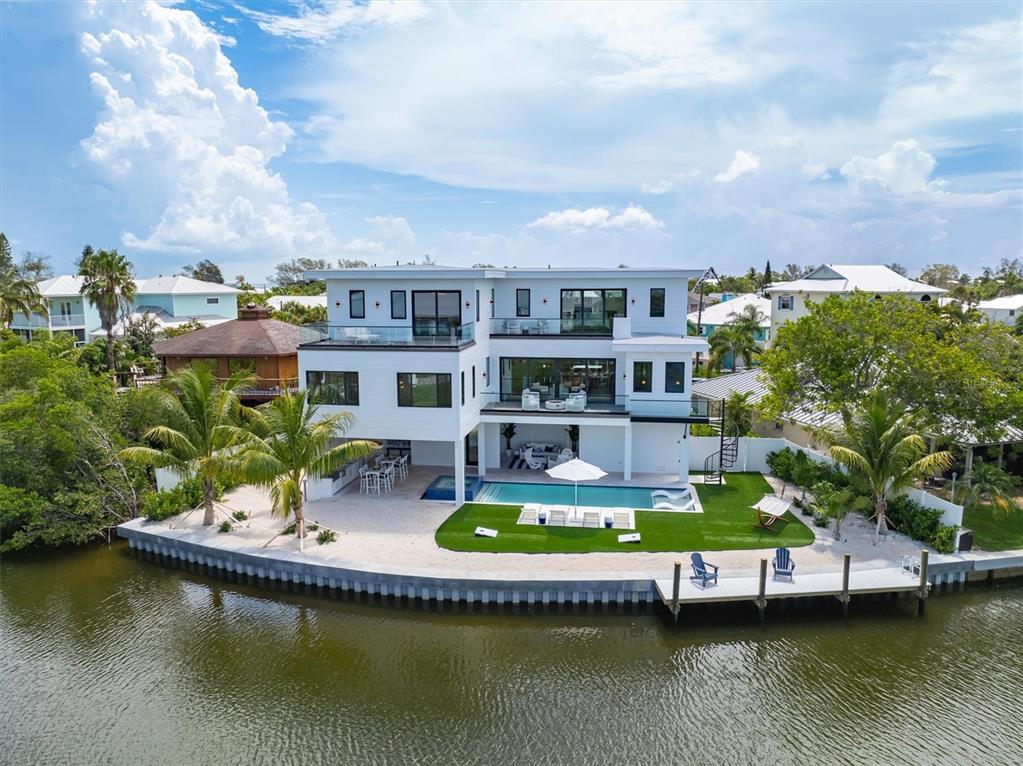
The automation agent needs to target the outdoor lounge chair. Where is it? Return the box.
[582,511,600,528]
[752,495,792,533]
[754,507,790,532]
[772,547,795,581]
[517,507,538,525]
[521,390,540,411]
[547,508,567,526]
[548,448,574,468]
[612,510,632,529]
[653,498,696,512]
[523,447,547,470]
[690,552,719,587]
[651,488,692,503]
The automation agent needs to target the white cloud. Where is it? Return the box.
[335,215,417,261]
[840,139,936,193]
[340,238,386,257]
[714,150,761,183]
[366,215,416,248]
[80,1,337,257]
[240,0,428,43]
[801,162,830,181]
[527,204,663,232]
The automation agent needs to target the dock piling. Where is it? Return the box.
[917,549,929,615]
[757,559,767,622]
[671,561,681,624]
[840,554,851,617]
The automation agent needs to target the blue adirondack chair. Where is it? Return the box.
[690,552,719,587]
[772,547,795,581]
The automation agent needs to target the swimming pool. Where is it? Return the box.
[424,476,673,509]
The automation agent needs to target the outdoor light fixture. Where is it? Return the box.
[334,299,341,307]
[374,300,381,309]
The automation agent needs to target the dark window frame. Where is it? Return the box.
[665,362,686,394]
[498,356,616,403]
[390,290,407,319]
[396,372,453,408]
[306,371,360,406]
[472,364,476,398]
[559,288,628,333]
[516,288,531,317]
[777,295,793,310]
[461,370,465,406]
[411,290,461,336]
[350,290,366,319]
[633,361,652,393]
[475,289,480,322]
[649,288,665,318]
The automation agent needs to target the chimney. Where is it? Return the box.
[239,303,271,320]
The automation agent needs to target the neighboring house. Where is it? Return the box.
[976,294,1023,326]
[297,266,714,502]
[764,264,943,338]
[153,304,299,402]
[687,293,772,364]
[10,275,238,343]
[266,294,327,311]
[686,290,726,315]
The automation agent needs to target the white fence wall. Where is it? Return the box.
[904,487,964,527]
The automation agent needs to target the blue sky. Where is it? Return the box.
[1,1,1020,283]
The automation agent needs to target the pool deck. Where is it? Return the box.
[117,466,1023,609]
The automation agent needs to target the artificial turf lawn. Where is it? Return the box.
[962,503,1023,552]
[434,472,815,553]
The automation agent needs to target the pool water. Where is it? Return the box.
[473,479,669,509]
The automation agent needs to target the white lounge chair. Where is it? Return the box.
[517,507,538,525]
[613,510,632,529]
[566,391,586,412]
[523,447,547,470]
[653,499,696,512]
[547,508,567,526]
[582,511,600,528]
[521,390,540,411]
[547,448,574,468]
[651,488,692,502]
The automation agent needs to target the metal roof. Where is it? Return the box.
[765,264,943,295]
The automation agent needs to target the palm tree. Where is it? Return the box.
[809,481,871,540]
[961,461,1019,512]
[79,248,136,371]
[708,303,765,372]
[0,266,48,328]
[239,390,376,550]
[724,390,755,435]
[121,366,255,526]
[815,392,953,542]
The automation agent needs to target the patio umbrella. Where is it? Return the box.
[546,458,607,518]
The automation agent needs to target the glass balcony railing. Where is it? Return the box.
[479,393,722,421]
[489,317,614,336]
[300,322,475,348]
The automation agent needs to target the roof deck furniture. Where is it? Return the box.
[690,552,719,587]
[544,399,567,411]
[521,390,540,411]
[773,548,795,581]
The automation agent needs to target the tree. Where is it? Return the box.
[239,390,376,548]
[233,275,254,290]
[809,481,870,540]
[0,265,48,328]
[123,311,160,360]
[760,292,1023,443]
[724,390,755,435]
[270,257,332,287]
[780,263,811,281]
[708,304,765,373]
[815,392,952,542]
[182,259,224,284]
[918,263,966,290]
[0,232,13,271]
[1015,313,1023,337]
[338,258,368,268]
[19,251,53,280]
[961,461,1019,513]
[121,366,254,526]
[160,318,206,339]
[763,259,773,288]
[78,248,136,371]
[887,262,908,277]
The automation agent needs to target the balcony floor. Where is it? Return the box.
[480,400,629,417]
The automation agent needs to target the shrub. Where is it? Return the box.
[813,513,829,527]
[218,520,232,533]
[766,448,796,482]
[928,524,958,554]
[886,495,943,542]
[316,529,337,545]
[307,523,319,532]
[282,522,296,535]
[232,510,248,521]
[143,489,187,521]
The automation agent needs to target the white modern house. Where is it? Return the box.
[976,294,1023,326]
[764,264,944,337]
[10,275,239,343]
[297,266,719,504]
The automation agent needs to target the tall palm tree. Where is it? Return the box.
[121,366,255,526]
[815,392,953,542]
[961,461,1019,512]
[724,390,755,435]
[0,266,47,328]
[240,391,377,550]
[79,248,136,371]
[708,303,765,372]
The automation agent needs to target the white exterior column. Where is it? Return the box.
[678,425,690,484]
[454,438,466,506]
[477,424,487,477]
[623,424,633,481]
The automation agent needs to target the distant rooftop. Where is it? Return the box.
[977,293,1023,311]
[687,293,771,327]
[36,274,239,297]
[765,264,943,295]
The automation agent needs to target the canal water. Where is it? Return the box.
[2,543,1021,766]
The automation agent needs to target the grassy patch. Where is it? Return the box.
[435,473,814,553]
[962,503,1023,552]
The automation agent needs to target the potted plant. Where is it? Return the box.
[564,424,580,454]
[501,423,517,456]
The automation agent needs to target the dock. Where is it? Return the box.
[656,552,931,622]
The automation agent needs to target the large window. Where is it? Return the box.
[665,362,685,393]
[350,290,365,319]
[777,295,793,310]
[475,289,480,322]
[650,288,665,318]
[397,373,452,407]
[560,289,626,334]
[500,357,615,402]
[412,291,461,337]
[228,357,255,374]
[516,288,531,317]
[391,290,406,319]
[633,361,652,393]
[307,371,359,405]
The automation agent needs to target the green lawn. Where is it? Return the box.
[962,503,1023,551]
[435,473,815,553]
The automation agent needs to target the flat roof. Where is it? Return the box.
[305,266,703,281]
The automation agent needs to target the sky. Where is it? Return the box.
[1,0,1021,283]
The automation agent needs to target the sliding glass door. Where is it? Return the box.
[500,357,616,402]
[560,289,626,334]
[412,291,461,337]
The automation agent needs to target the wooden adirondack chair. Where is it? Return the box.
[772,547,795,581]
[690,552,719,587]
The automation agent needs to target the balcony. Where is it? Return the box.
[480,394,722,422]
[10,313,86,329]
[489,317,614,337]
[299,322,475,349]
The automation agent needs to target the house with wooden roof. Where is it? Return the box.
[152,304,300,401]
